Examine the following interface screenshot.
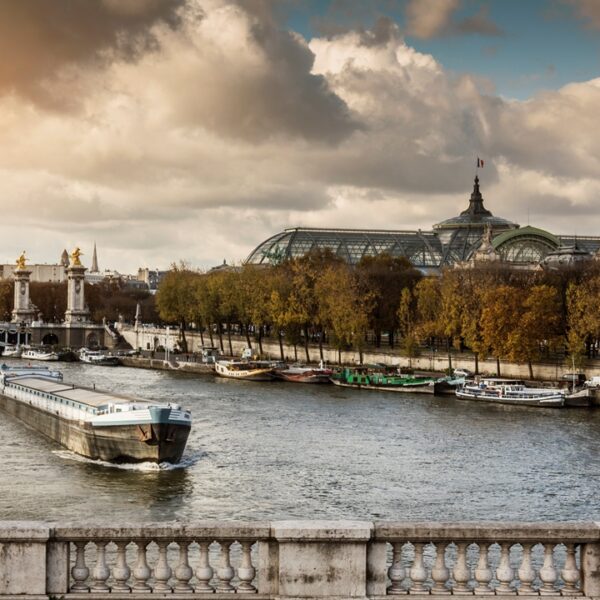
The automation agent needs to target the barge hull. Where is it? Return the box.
[0,393,190,463]
[331,379,436,394]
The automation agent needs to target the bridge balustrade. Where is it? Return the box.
[1,521,599,598]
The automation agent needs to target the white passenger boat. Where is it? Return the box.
[456,378,565,408]
[79,348,120,366]
[1,344,22,358]
[0,372,192,463]
[21,347,59,361]
[215,360,275,381]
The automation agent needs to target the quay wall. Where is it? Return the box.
[119,325,600,382]
[1,520,599,598]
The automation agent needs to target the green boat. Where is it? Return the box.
[330,366,441,395]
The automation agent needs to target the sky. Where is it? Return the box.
[1,0,600,273]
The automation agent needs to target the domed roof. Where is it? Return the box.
[492,225,560,249]
[434,176,518,231]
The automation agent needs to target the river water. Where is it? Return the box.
[0,361,598,523]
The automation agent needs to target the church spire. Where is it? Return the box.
[91,242,99,273]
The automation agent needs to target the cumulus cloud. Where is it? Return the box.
[0,0,598,272]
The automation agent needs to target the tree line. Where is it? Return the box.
[156,250,600,371]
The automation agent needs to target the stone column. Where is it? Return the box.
[0,522,50,596]
[64,251,90,324]
[272,521,373,598]
[11,264,36,324]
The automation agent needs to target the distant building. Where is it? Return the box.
[245,176,600,273]
[137,268,168,293]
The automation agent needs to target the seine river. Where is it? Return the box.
[0,361,598,523]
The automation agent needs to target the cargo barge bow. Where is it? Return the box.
[0,373,192,463]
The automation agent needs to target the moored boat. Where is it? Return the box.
[330,366,440,394]
[274,363,333,384]
[0,371,191,463]
[215,360,275,381]
[1,344,22,358]
[1,363,63,381]
[456,378,565,407]
[21,346,59,361]
[79,348,120,366]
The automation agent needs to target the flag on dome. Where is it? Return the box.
[477,157,485,168]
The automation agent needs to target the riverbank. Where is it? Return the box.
[118,325,600,383]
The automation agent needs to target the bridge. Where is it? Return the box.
[0,321,111,350]
[0,521,598,597]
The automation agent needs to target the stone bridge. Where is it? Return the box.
[0,521,599,598]
[0,321,113,350]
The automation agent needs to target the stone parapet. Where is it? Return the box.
[0,521,599,598]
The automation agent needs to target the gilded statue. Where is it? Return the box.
[70,247,83,267]
[15,251,27,270]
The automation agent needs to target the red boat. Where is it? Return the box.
[274,364,333,384]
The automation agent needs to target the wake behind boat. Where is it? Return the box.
[456,378,565,408]
[215,359,275,381]
[0,369,192,463]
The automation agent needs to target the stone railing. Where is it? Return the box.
[1,521,599,598]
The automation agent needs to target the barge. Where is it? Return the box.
[0,372,192,463]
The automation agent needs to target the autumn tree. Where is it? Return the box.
[356,254,421,348]
[156,265,199,352]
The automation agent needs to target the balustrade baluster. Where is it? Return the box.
[517,543,536,595]
[409,542,427,593]
[112,541,131,592]
[539,544,558,595]
[174,541,194,593]
[496,543,515,594]
[474,544,493,595]
[431,542,450,594]
[238,541,257,593]
[216,541,235,593]
[154,540,173,592]
[561,544,581,595]
[132,541,152,593]
[90,541,110,592]
[195,541,215,593]
[388,542,407,595]
[452,542,472,594]
[70,541,90,592]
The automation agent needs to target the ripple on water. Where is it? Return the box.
[0,359,599,522]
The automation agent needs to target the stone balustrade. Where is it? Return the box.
[1,521,599,599]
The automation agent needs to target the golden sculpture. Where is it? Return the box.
[15,251,27,270]
[70,247,83,266]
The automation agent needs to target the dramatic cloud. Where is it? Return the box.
[0,0,598,272]
[0,0,184,107]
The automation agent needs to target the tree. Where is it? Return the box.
[316,263,372,364]
[155,265,198,352]
[356,254,421,348]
